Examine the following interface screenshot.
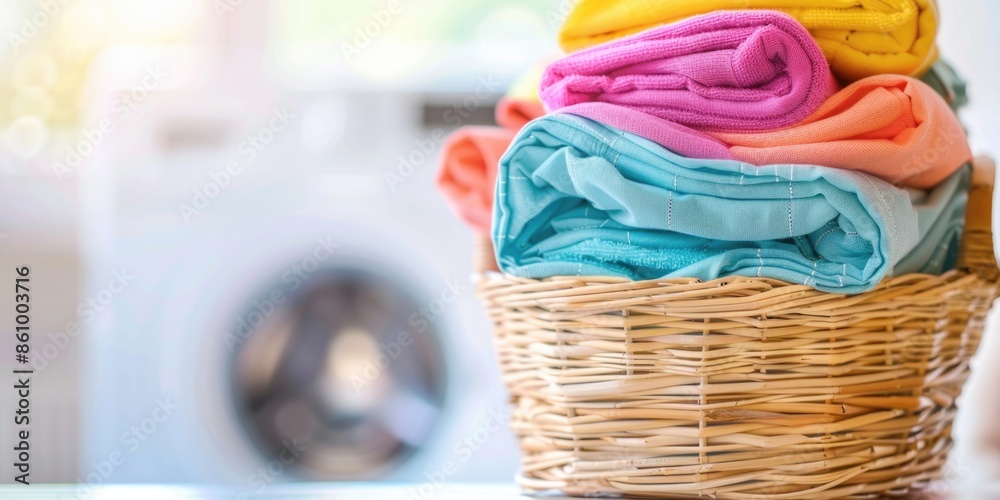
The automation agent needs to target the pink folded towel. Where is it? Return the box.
[540,10,839,132]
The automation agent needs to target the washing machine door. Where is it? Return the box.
[229,265,447,479]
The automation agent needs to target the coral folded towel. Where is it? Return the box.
[493,114,970,294]
[438,127,516,233]
[495,97,544,131]
[541,11,838,132]
[561,75,971,189]
[436,98,544,233]
[710,74,970,189]
[558,0,939,82]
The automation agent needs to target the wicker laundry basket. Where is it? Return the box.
[474,160,999,499]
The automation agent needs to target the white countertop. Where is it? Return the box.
[0,483,997,499]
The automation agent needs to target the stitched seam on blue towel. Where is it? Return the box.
[861,175,897,258]
[573,121,610,146]
[756,248,763,278]
[788,167,794,237]
[814,227,838,247]
[668,175,677,231]
[575,220,612,231]
[668,192,673,230]
[928,239,953,269]
[805,262,817,286]
[498,176,515,240]
[814,226,858,247]
[788,186,794,237]
[608,130,625,148]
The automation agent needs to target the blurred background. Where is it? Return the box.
[0,0,998,491]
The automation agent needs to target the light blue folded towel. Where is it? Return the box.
[492,114,970,294]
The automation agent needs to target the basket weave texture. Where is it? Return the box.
[476,162,998,499]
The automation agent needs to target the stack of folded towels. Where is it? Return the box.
[438,0,977,294]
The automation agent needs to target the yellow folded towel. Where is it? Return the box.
[559,0,939,82]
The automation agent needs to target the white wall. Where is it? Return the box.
[938,1,1000,158]
[939,0,1000,485]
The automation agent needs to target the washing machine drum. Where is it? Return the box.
[230,267,447,479]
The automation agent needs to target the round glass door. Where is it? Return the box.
[229,267,447,479]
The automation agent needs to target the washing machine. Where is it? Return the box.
[78,53,519,484]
